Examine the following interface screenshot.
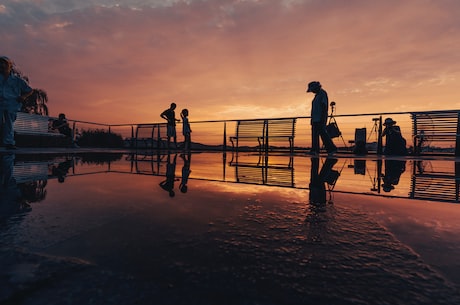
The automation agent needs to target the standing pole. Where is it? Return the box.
[377,116,383,155]
[223,121,227,153]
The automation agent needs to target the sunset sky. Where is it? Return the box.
[2,0,460,124]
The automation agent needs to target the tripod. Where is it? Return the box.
[327,102,348,149]
[367,117,380,143]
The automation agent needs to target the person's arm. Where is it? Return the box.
[52,120,69,130]
[160,110,168,121]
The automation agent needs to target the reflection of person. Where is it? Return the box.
[382,118,407,156]
[306,157,338,243]
[382,160,406,192]
[51,159,73,183]
[159,153,178,197]
[309,157,339,206]
[306,81,337,156]
[0,153,31,217]
[181,109,192,151]
[179,152,191,193]
[0,56,33,149]
[160,103,180,149]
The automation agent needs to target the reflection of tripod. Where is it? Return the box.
[367,117,380,142]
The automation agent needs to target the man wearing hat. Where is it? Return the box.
[306,81,337,155]
[0,56,33,149]
[382,117,407,155]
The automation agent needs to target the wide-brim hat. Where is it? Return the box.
[383,118,397,126]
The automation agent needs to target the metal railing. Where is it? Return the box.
[65,109,460,156]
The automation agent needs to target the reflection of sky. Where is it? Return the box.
[15,152,458,201]
[3,152,460,303]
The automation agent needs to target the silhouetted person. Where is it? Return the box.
[159,152,178,197]
[306,81,337,156]
[382,118,407,156]
[0,56,33,149]
[52,113,79,148]
[179,152,191,193]
[160,102,180,149]
[181,108,192,151]
[382,160,406,192]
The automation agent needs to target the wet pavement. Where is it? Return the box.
[1,151,460,304]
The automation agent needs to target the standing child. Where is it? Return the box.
[181,109,192,151]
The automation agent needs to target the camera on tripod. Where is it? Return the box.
[372,118,379,122]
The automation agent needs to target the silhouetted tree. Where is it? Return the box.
[21,89,49,115]
[11,63,49,116]
[78,129,124,148]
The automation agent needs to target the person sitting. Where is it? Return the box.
[52,113,78,147]
[382,118,407,155]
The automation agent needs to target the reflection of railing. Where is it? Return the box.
[410,160,460,203]
[127,151,168,175]
[9,152,460,203]
[229,151,294,187]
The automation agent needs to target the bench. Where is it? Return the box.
[230,118,296,153]
[13,112,69,147]
[134,123,168,149]
[230,119,266,152]
[411,111,460,155]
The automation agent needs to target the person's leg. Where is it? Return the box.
[3,111,17,146]
[311,123,320,153]
[0,110,5,145]
[172,127,177,148]
[184,133,191,150]
[167,125,173,148]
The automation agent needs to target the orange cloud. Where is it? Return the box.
[1,0,459,124]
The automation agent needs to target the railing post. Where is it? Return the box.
[72,121,76,142]
[377,116,383,155]
[264,119,269,154]
[135,125,139,149]
[131,125,134,148]
[223,121,227,153]
[157,124,161,149]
